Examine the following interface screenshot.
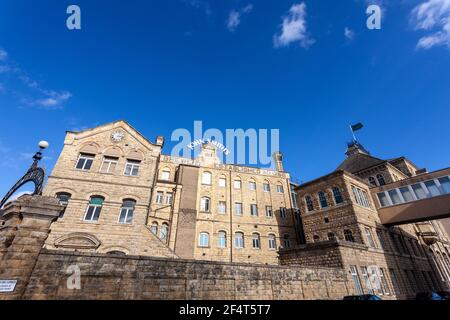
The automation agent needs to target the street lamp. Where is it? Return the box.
[0,141,49,208]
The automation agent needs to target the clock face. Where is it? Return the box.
[111,131,125,142]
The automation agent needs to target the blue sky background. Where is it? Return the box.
[1,0,450,196]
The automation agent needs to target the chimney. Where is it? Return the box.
[273,152,284,172]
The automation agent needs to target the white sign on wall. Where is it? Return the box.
[0,280,17,293]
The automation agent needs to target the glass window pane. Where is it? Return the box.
[377,192,390,207]
[388,190,402,205]
[424,180,441,197]
[412,184,427,199]
[399,187,414,202]
[438,177,450,194]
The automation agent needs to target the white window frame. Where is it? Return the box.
[235,232,244,249]
[160,170,171,180]
[234,202,243,216]
[155,191,164,204]
[268,234,277,250]
[265,206,273,218]
[234,179,242,189]
[200,197,211,212]
[124,160,140,177]
[118,201,135,224]
[199,232,210,247]
[76,153,95,171]
[218,201,227,214]
[219,177,227,188]
[100,156,118,174]
[202,172,212,185]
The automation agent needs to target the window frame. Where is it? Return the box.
[75,153,95,171]
[124,159,141,177]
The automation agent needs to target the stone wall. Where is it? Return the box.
[22,250,353,300]
[0,195,355,300]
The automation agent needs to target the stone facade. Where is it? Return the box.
[285,142,450,299]
[0,196,353,300]
[43,121,297,265]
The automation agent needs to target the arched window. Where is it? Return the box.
[328,232,336,241]
[377,174,386,186]
[219,176,227,187]
[368,176,377,187]
[151,222,158,235]
[318,191,328,208]
[313,235,321,243]
[218,231,227,248]
[107,251,127,256]
[84,196,104,222]
[234,179,242,189]
[199,232,210,247]
[235,232,244,248]
[56,192,71,219]
[332,187,343,204]
[283,234,291,248]
[160,169,171,180]
[202,172,212,185]
[344,229,355,242]
[159,223,169,242]
[268,234,277,250]
[252,233,261,249]
[118,199,136,224]
[200,197,211,212]
[305,196,314,212]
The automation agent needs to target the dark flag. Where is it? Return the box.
[351,123,363,132]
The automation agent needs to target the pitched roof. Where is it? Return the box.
[336,152,386,174]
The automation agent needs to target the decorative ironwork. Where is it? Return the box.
[0,150,46,209]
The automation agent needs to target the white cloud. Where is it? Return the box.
[411,0,450,50]
[226,5,253,32]
[344,27,355,41]
[0,48,7,61]
[273,2,314,48]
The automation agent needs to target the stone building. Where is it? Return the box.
[280,141,450,299]
[40,120,450,299]
[43,121,297,265]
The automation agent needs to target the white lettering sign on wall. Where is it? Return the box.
[0,280,17,293]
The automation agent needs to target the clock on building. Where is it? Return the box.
[111,131,125,142]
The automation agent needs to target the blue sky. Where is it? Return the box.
[1,0,450,196]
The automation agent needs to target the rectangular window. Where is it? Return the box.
[100,156,118,173]
[350,266,364,295]
[165,193,173,205]
[280,207,287,219]
[438,176,450,194]
[411,183,427,200]
[235,203,243,215]
[277,185,284,193]
[155,191,164,204]
[361,266,374,294]
[365,227,376,248]
[376,230,386,250]
[265,206,273,218]
[249,182,256,190]
[377,192,390,207]
[263,184,270,192]
[388,190,402,205]
[250,204,258,216]
[389,269,401,295]
[218,201,226,214]
[84,198,104,222]
[76,153,94,171]
[234,180,241,189]
[219,178,226,187]
[124,160,141,176]
[202,172,212,185]
[161,170,170,180]
[399,187,414,202]
[379,268,390,295]
[424,180,441,197]
[353,186,371,208]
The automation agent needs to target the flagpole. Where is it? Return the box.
[349,125,357,142]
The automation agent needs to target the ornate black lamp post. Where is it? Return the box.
[0,141,49,208]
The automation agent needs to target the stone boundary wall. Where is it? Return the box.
[21,250,354,300]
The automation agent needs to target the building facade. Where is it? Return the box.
[43,121,297,265]
[281,141,450,299]
[41,121,450,299]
